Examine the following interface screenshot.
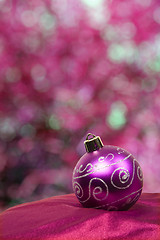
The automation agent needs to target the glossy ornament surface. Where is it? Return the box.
[72,134,143,210]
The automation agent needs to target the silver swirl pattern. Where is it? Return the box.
[95,187,143,209]
[78,177,109,203]
[111,159,135,189]
[98,153,114,163]
[122,192,141,208]
[73,181,84,199]
[119,169,130,184]
[117,147,125,155]
[73,154,131,180]
[78,163,93,173]
[107,206,118,211]
[137,166,143,181]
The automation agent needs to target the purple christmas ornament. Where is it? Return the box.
[72,133,143,210]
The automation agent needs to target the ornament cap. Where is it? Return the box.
[84,133,104,153]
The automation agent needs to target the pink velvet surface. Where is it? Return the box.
[0,193,160,240]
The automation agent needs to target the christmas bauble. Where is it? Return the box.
[72,133,143,210]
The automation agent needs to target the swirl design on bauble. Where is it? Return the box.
[73,182,84,199]
[107,206,118,211]
[137,166,143,181]
[117,147,125,155]
[98,153,114,162]
[122,192,140,208]
[78,177,109,203]
[78,163,93,173]
[111,159,135,189]
[73,154,131,180]
[131,193,140,203]
[95,187,143,209]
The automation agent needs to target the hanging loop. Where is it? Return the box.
[86,133,96,140]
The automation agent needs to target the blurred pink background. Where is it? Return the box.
[0,0,160,211]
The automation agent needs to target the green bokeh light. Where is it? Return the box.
[106,101,127,129]
[149,58,160,72]
[108,44,126,62]
[48,115,61,130]
[40,12,56,30]
[108,43,135,63]
[81,0,104,8]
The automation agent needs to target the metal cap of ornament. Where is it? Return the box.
[84,133,104,153]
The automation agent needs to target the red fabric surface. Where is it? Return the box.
[0,193,160,240]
